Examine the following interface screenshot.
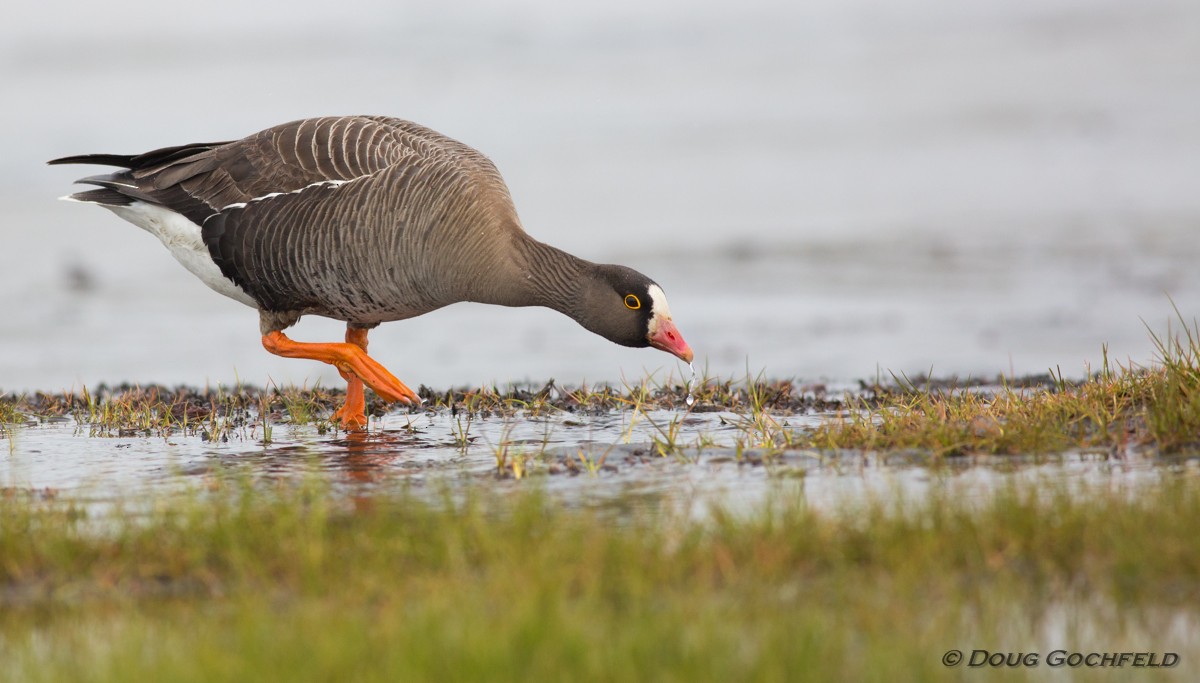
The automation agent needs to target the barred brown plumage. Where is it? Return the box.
[50,115,693,429]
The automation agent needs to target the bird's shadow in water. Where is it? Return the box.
[326,430,426,484]
[205,428,430,487]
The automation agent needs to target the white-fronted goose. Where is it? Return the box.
[50,116,693,429]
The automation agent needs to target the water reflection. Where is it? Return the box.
[2,412,1195,522]
[201,427,445,484]
[336,431,404,483]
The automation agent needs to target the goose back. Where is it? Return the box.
[56,116,535,324]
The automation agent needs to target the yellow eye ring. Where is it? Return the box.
[624,294,641,310]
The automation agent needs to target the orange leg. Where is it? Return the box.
[333,327,369,430]
[261,329,420,431]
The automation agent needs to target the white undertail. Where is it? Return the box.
[95,200,258,307]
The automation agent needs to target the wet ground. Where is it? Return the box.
[3,381,1192,517]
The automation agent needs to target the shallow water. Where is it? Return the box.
[3,0,1200,506]
[2,0,1199,393]
[3,408,1192,518]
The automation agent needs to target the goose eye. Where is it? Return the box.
[624,294,641,310]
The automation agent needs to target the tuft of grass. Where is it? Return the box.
[451,413,475,452]
[575,447,607,476]
[1144,311,1200,449]
[806,316,1200,456]
[0,393,22,424]
[483,422,539,480]
[270,382,333,429]
[2,475,1200,681]
[0,393,22,448]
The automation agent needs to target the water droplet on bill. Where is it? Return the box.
[685,362,696,407]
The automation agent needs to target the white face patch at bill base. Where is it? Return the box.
[645,284,673,336]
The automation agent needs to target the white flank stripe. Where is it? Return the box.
[219,179,351,213]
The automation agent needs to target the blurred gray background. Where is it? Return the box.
[2,0,1198,391]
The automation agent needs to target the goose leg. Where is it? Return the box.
[261,332,421,427]
[332,327,370,430]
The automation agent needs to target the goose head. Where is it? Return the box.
[574,264,693,363]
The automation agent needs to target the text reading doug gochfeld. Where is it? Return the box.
[942,650,1179,669]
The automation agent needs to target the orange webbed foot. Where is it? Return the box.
[261,330,422,415]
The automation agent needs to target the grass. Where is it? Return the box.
[803,315,1200,457]
[3,319,1200,679]
[0,383,343,441]
[2,357,1198,463]
[1,473,1198,681]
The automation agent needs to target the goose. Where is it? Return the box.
[49,116,693,429]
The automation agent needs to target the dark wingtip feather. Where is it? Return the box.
[48,141,233,171]
[75,173,132,187]
[62,188,134,206]
[69,173,156,203]
[47,153,138,167]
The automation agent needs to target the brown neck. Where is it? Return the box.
[469,231,593,316]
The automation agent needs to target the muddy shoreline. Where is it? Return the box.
[1,373,1071,422]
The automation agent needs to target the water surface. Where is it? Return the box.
[3,407,1189,518]
[3,0,1200,508]
[3,0,1199,392]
